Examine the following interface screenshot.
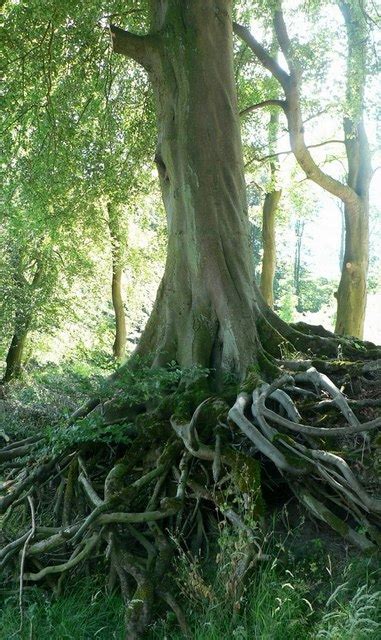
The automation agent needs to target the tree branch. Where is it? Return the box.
[234,8,360,207]
[273,7,298,77]
[109,24,155,69]
[245,139,346,168]
[233,22,290,90]
[240,99,287,117]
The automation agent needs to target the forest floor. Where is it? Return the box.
[1,357,380,640]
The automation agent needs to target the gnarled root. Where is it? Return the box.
[0,363,380,637]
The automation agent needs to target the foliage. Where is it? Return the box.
[150,518,381,639]
[316,583,381,639]
[0,0,160,373]
[296,270,337,313]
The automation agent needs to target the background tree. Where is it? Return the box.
[260,110,282,308]
[235,0,376,338]
[1,0,156,375]
[107,201,127,359]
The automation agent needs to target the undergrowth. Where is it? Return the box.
[1,525,379,639]
[1,354,380,639]
[0,354,212,447]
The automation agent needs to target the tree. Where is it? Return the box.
[111,1,369,372]
[234,0,374,338]
[294,217,305,305]
[2,250,48,382]
[237,35,283,310]
[111,2,262,377]
[1,2,380,637]
[1,0,155,375]
[260,110,282,308]
[107,201,127,359]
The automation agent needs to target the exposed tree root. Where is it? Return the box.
[0,360,380,638]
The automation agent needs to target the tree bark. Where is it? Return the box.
[335,163,369,338]
[260,189,281,308]
[111,0,376,380]
[334,2,371,338]
[112,1,262,378]
[107,202,127,360]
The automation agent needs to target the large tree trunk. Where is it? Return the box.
[113,0,262,378]
[107,202,127,360]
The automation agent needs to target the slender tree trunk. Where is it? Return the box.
[260,111,282,308]
[2,313,31,383]
[107,202,127,360]
[294,218,305,307]
[335,121,370,337]
[260,190,281,307]
[339,203,345,269]
[2,261,44,383]
[334,1,371,338]
[113,1,262,378]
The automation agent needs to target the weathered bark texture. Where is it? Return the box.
[260,111,282,308]
[339,204,345,269]
[234,0,372,338]
[335,193,369,338]
[112,0,262,378]
[107,202,127,360]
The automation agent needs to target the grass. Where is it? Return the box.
[0,579,125,640]
[150,547,381,640]
[1,541,379,640]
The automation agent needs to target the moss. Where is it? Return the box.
[240,365,262,394]
[104,462,130,497]
[255,315,285,357]
[226,450,264,517]
[156,394,177,419]
[158,440,181,465]
[159,496,182,511]
[171,387,211,422]
[258,350,282,379]
[270,434,312,469]
[311,357,363,375]
[323,510,349,536]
